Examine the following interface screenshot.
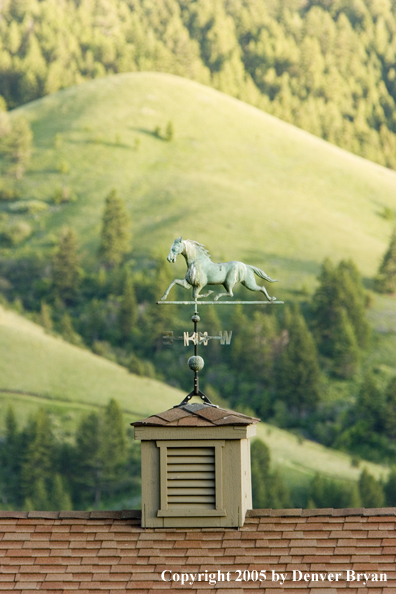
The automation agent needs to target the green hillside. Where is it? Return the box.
[255,423,386,485]
[0,304,386,489]
[7,71,396,288]
[0,304,182,429]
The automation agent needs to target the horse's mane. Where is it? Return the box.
[185,239,212,260]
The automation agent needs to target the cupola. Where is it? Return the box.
[132,402,259,528]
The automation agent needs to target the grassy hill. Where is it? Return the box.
[6,71,396,290]
[0,305,183,432]
[0,304,386,493]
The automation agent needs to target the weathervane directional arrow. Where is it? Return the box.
[162,330,232,346]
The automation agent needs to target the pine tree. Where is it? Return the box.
[60,312,83,346]
[312,258,338,355]
[251,438,290,509]
[276,306,321,414]
[98,189,131,267]
[21,409,56,504]
[74,400,127,508]
[245,311,278,384]
[337,260,370,348]
[24,478,50,511]
[74,412,102,508]
[99,399,127,493]
[331,306,360,379]
[1,115,32,178]
[40,300,53,332]
[312,258,369,378]
[265,469,291,509]
[384,376,396,439]
[119,272,137,340]
[348,484,363,508]
[356,373,385,434]
[0,407,23,506]
[384,468,396,506]
[49,474,72,511]
[308,473,327,509]
[52,227,80,301]
[375,228,396,293]
[358,468,385,507]
[251,439,270,508]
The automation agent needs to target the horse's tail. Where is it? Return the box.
[248,265,278,283]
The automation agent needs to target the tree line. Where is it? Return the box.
[1,406,394,511]
[1,0,396,170]
[0,400,140,511]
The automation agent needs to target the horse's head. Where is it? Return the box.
[167,237,185,263]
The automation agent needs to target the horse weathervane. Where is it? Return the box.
[160,237,278,302]
[157,237,283,407]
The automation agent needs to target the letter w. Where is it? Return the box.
[220,331,232,345]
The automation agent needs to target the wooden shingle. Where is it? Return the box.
[1,509,395,593]
[132,403,260,428]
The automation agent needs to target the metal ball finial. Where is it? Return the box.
[188,355,204,372]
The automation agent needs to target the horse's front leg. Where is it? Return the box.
[199,290,213,298]
[192,285,213,300]
[160,278,191,300]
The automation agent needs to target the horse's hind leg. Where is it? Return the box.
[213,282,234,301]
[160,278,191,300]
[242,271,276,301]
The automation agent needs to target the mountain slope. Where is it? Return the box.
[9,72,396,286]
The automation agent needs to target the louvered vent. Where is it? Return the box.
[167,446,215,509]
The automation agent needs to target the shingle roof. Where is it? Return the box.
[131,402,260,427]
[1,508,395,593]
